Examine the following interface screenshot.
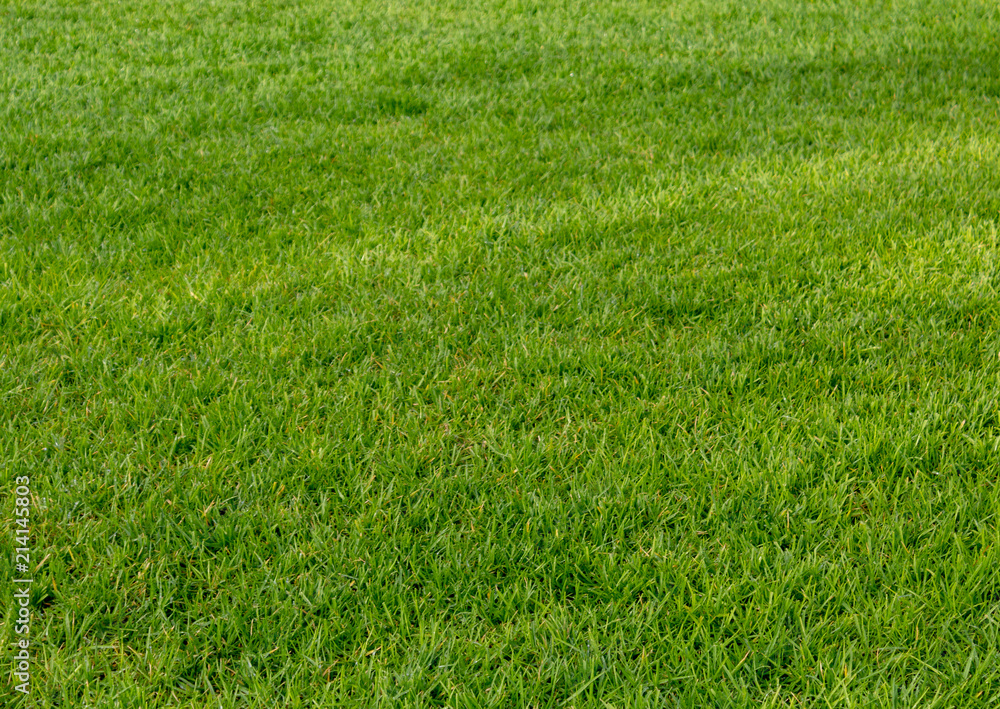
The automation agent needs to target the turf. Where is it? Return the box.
[2,0,1000,706]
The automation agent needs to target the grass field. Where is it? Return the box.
[2,0,1000,706]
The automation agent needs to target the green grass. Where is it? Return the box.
[2,0,1000,705]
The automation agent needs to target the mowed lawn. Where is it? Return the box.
[2,0,1000,706]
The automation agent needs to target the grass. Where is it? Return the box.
[2,0,1000,705]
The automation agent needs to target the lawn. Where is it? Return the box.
[2,0,1000,706]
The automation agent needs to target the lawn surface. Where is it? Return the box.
[3,0,1000,706]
